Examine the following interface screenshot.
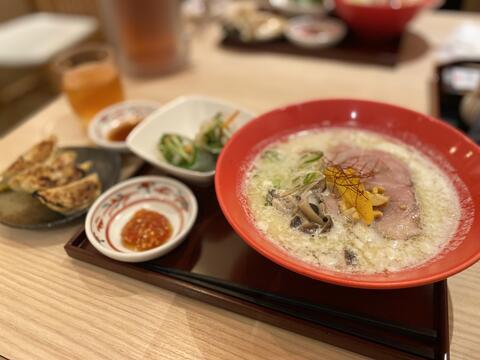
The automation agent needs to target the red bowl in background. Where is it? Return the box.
[215,99,480,289]
[334,0,433,40]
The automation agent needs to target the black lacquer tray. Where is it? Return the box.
[65,181,449,360]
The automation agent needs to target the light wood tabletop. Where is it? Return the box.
[0,9,479,360]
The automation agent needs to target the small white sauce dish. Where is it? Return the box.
[126,95,256,185]
[285,16,346,49]
[85,176,198,263]
[88,100,160,152]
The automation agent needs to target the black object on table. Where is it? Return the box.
[434,60,480,142]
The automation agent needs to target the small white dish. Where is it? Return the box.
[85,176,198,263]
[88,100,160,152]
[285,16,346,49]
[126,95,256,185]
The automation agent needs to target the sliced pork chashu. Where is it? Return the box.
[0,136,57,189]
[34,173,101,215]
[330,145,421,240]
[7,151,87,193]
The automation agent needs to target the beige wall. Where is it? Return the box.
[0,0,34,22]
[464,0,480,12]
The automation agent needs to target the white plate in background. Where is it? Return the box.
[0,13,97,66]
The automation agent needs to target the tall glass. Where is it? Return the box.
[101,0,188,77]
[53,44,125,123]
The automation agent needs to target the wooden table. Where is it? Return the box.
[0,10,479,360]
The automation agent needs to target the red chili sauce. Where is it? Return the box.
[121,209,172,251]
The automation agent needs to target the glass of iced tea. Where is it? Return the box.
[54,44,124,123]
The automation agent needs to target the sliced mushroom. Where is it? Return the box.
[344,248,358,266]
[320,215,333,233]
[312,177,326,193]
[265,189,276,206]
[267,175,333,234]
[298,193,325,224]
[299,222,318,234]
[290,215,302,228]
[298,195,333,232]
[272,195,297,215]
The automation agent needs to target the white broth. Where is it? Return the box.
[243,129,461,274]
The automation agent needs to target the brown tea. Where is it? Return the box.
[63,62,124,122]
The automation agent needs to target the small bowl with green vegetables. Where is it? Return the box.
[126,95,255,185]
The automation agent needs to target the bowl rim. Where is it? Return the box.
[126,94,257,181]
[88,99,161,151]
[85,175,198,262]
[334,0,433,10]
[215,97,480,289]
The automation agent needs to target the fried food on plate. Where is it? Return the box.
[7,151,88,193]
[34,173,102,215]
[0,136,57,190]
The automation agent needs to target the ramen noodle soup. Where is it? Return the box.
[244,129,462,274]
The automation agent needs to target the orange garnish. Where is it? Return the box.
[324,166,374,225]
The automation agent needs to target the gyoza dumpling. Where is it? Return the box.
[34,173,101,215]
[0,136,57,191]
[7,151,86,193]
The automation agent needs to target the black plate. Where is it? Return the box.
[0,147,121,229]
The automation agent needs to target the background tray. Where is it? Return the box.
[65,182,449,360]
[220,20,430,67]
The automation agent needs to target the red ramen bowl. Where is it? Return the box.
[215,99,480,289]
[334,0,433,40]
